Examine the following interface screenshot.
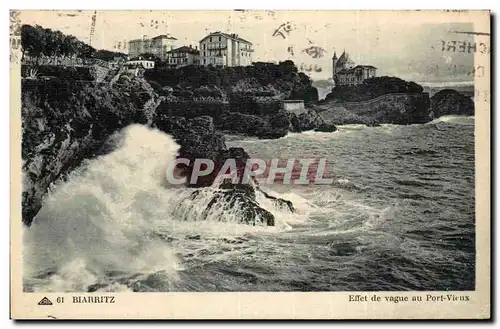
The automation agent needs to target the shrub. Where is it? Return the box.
[325,76,425,102]
[22,64,93,80]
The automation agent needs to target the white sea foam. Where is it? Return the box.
[426,115,474,125]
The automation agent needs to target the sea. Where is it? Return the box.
[23,115,475,292]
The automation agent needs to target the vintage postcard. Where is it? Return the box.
[10,10,490,319]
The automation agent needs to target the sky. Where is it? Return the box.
[18,10,484,83]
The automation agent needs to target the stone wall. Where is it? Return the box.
[315,92,431,125]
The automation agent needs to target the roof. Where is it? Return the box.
[167,46,200,55]
[336,51,349,65]
[127,59,155,63]
[354,65,377,69]
[200,32,252,45]
[152,34,178,40]
[336,65,377,75]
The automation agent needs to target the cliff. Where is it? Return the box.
[144,61,329,138]
[21,75,160,226]
[315,92,431,125]
[315,77,431,125]
[144,60,319,106]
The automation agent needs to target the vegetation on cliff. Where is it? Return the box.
[144,60,319,105]
[144,60,330,138]
[323,76,424,103]
[21,24,126,63]
[22,64,94,80]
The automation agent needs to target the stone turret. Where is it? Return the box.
[332,50,338,79]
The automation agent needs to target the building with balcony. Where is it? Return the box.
[199,32,253,67]
[164,46,200,68]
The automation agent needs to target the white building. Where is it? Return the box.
[199,32,253,67]
[125,59,155,69]
[165,46,200,68]
[128,34,178,61]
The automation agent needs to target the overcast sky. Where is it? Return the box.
[19,10,482,83]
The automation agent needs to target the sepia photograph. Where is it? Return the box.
[9,9,490,319]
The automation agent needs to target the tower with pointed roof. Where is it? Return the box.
[332,50,338,80]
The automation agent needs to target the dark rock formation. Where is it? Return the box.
[313,123,339,132]
[216,111,291,139]
[430,89,474,118]
[183,183,276,226]
[366,93,431,124]
[293,109,337,132]
[153,115,226,164]
[172,147,295,226]
[216,107,337,138]
[313,105,380,126]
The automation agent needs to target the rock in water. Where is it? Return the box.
[181,182,275,226]
[313,123,338,133]
[256,186,296,213]
[173,148,295,226]
[430,89,474,118]
[293,109,337,132]
[217,111,290,139]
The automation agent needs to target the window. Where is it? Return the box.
[210,37,212,42]
[219,36,221,41]
[204,58,206,64]
[204,51,206,57]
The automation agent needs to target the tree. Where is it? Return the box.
[21,24,97,63]
[21,24,45,62]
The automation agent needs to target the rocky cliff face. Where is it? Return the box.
[144,61,328,138]
[21,75,160,226]
[293,109,337,132]
[314,93,431,125]
[430,89,474,118]
[315,76,433,125]
[316,86,474,126]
